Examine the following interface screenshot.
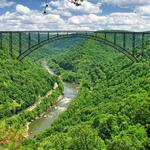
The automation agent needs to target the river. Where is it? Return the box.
[28,63,78,138]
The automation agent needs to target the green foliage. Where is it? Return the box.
[24,39,150,149]
[68,125,106,150]
[107,125,148,150]
[0,51,63,149]
[1,33,150,149]
[0,52,56,119]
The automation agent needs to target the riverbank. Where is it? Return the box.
[0,64,64,148]
[26,63,78,138]
[23,94,64,138]
[22,62,62,138]
[27,82,58,112]
[27,82,78,138]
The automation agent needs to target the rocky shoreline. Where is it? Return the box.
[23,94,64,138]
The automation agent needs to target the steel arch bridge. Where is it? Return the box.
[0,31,149,61]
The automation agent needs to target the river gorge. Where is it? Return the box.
[27,63,78,138]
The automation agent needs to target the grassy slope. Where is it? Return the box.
[22,39,150,149]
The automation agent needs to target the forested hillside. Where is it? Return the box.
[0,52,56,119]
[0,50,63,149]
[0,35,150,149]
[28,37,85,61]
[21,39,150,149]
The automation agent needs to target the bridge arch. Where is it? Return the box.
[17,32,137,62]
[0,31,147,61]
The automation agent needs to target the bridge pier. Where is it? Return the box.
[19,32,22,56]
[94,32,97,38]
[104,32,107,39]
[9,32,12,56]
[132,33,135,57]
[47,32,50,40]
[0,32,2,50]
[141,33,145,57]
[57,32,59,37]
[114,32,116,45]
[67,32,69,37]
[28,32,31,49]
[123,32,126,49]
[38,32,40,44]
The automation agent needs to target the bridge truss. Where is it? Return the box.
[0,31,149,61]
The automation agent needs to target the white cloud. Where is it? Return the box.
[105,12,148,30]
[47,0,102,16]
[68,14,106,25]
[68,12,149,31]
[65,0,102,14]
[0,0,15,8]
[107,13,142,25]
[0,4,65,31]
[16,4,31,14]
[101,0,150,7]
[0,3,150,31]
[135,5,150,16]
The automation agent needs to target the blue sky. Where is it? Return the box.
[0,0,150,31]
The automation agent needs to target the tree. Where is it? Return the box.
[107,125,148,150]
[69,125,106,150]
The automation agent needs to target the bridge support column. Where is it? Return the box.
[104,32,107,39]
[57,32,59,37]
[47,32,49,40]
[123,32,126,49]
[95,32,97,38]
[114,33,116,45]
[28,32,31,49]
[132,33,135,57]
[0,32,2,50]
[9,32,13,56]
[141,33,145,57]
[19,32,22,56]
[38,32,40,44]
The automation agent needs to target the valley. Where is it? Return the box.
[0,36,150,150]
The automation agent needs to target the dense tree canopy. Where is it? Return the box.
[0,34,150,149]
[21,39,150,149]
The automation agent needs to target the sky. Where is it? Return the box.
[0,0,150,31]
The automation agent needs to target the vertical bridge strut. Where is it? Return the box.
[141,33,145,57]
[9,32,12,56]
[132,33,135,57]
[0,32,2,50]
[19,32,22,56]
[123,32,126,49]
[38,32,40,44]
[104,32,107,39]
[47,32,50,40]
[28,32,31,49]
[114,32,116,45]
